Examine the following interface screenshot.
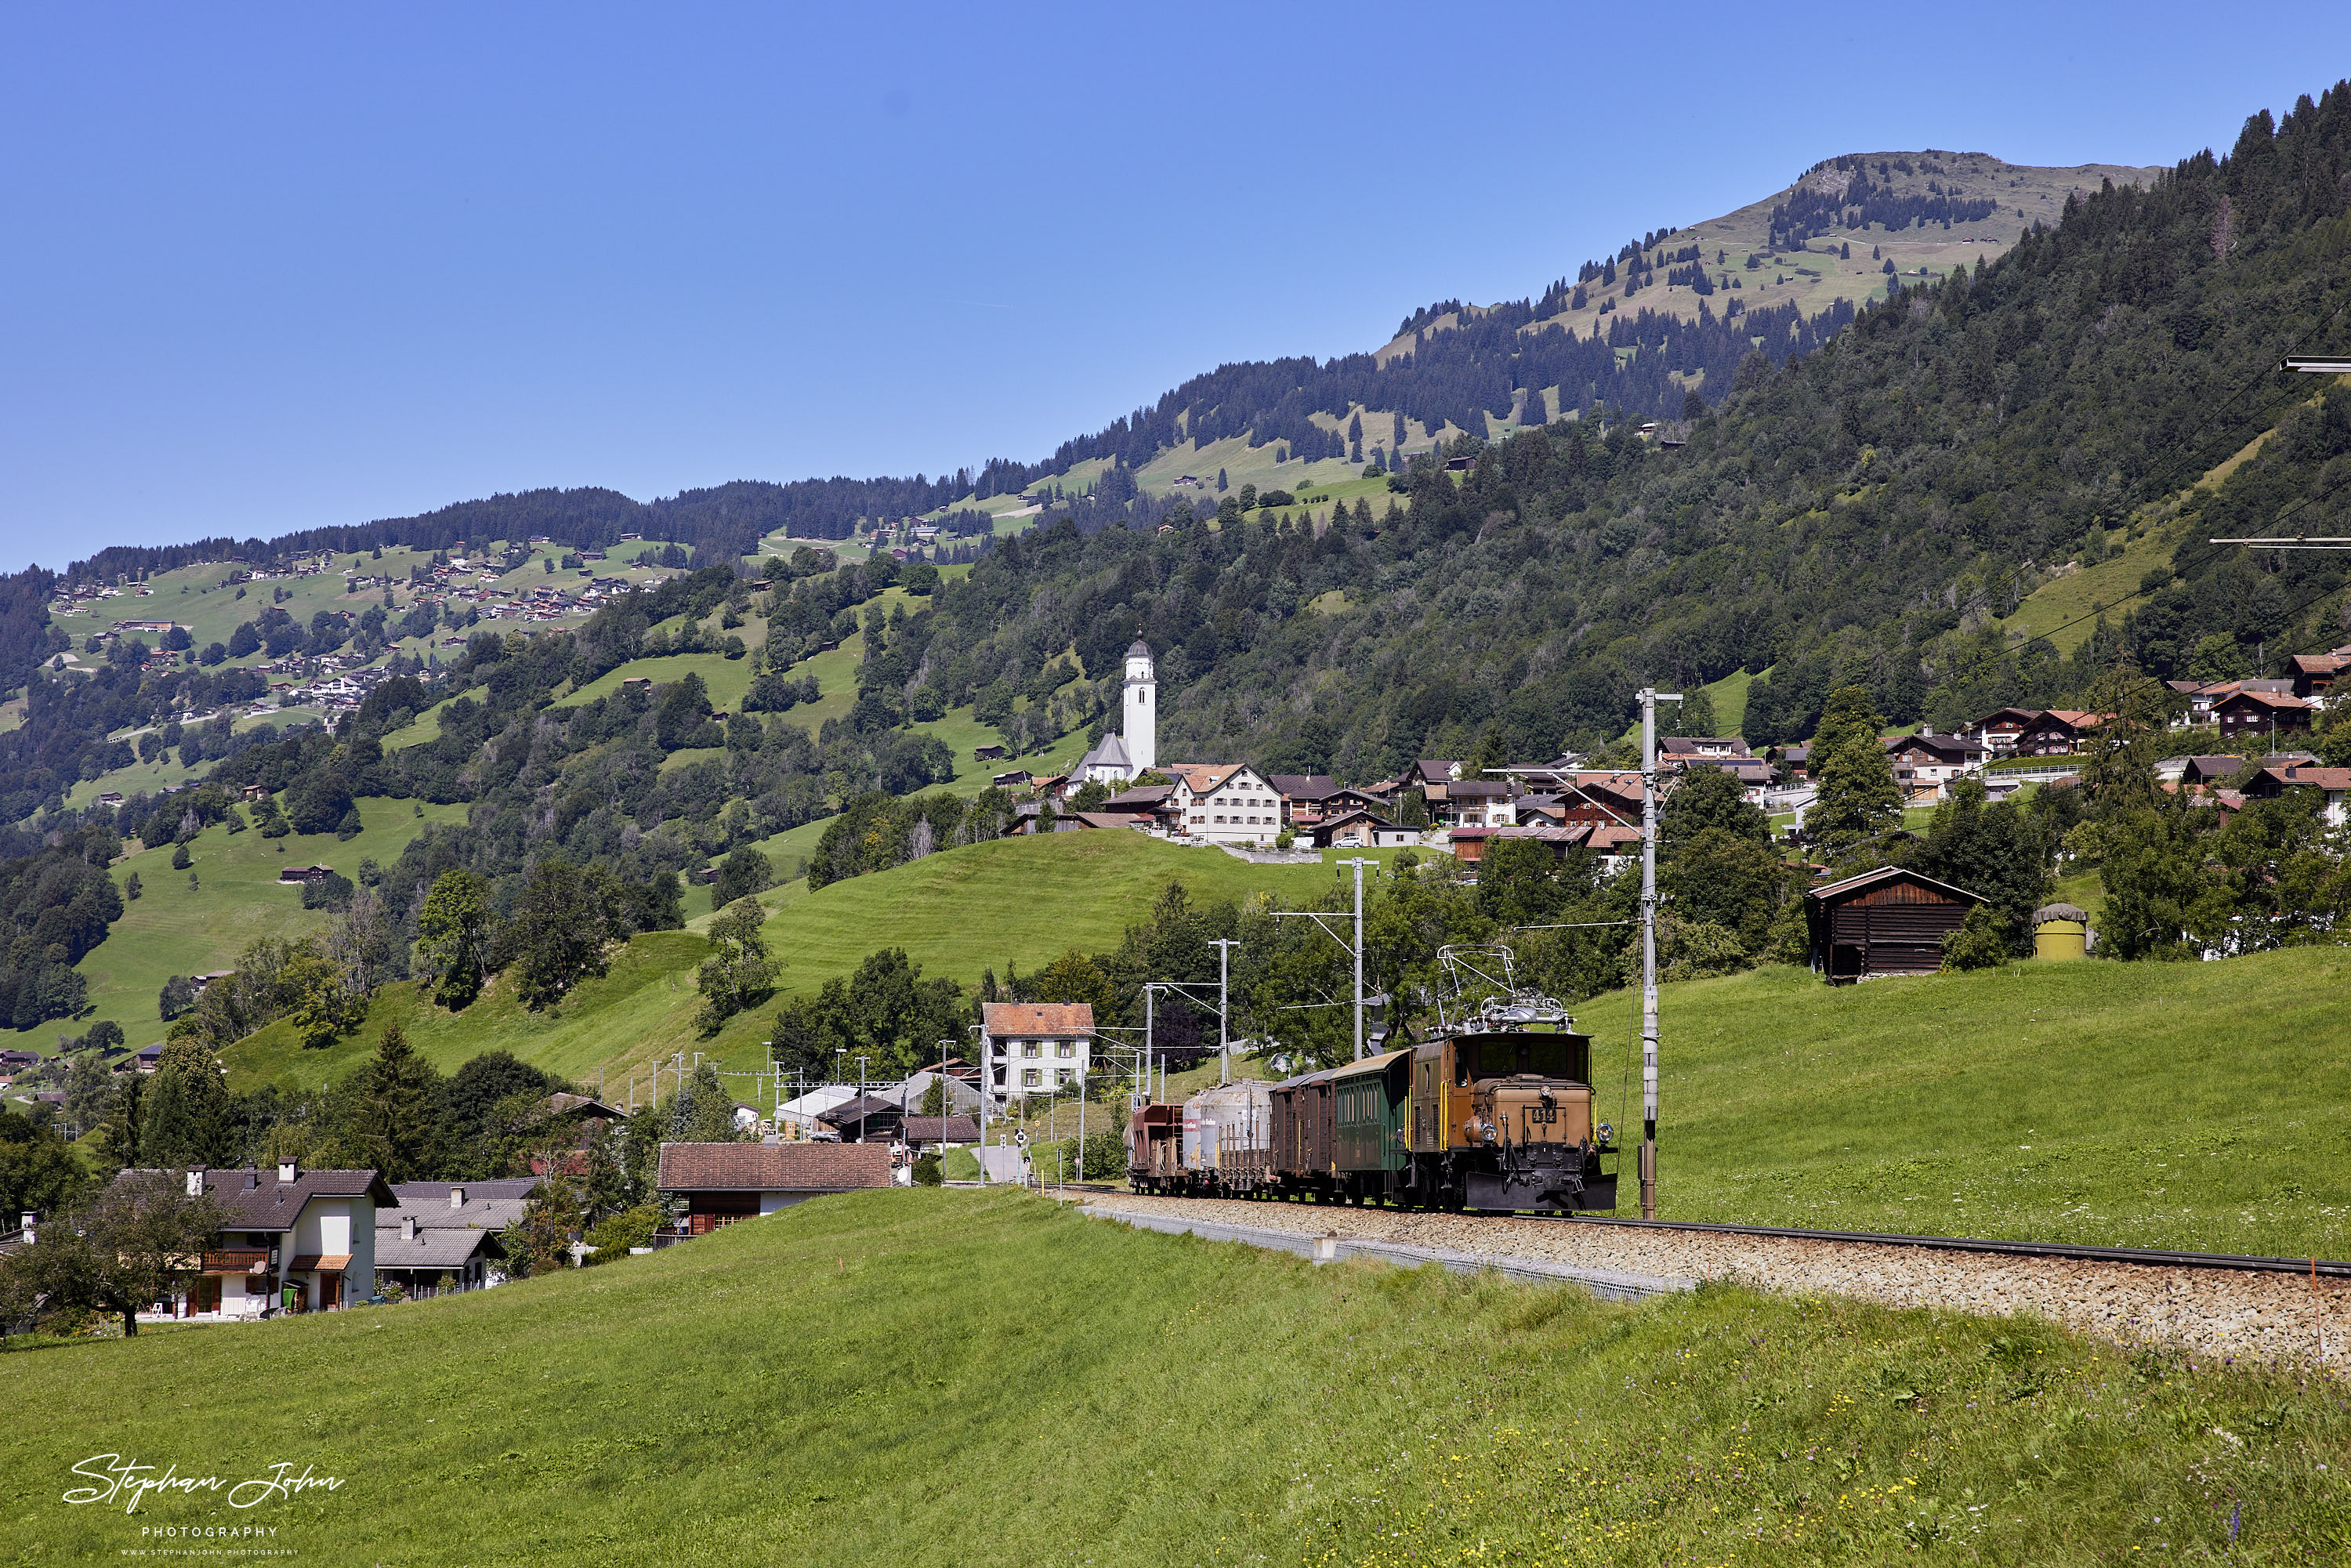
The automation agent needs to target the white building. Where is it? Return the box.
[1167,763,1285,845]
[981,1001,1094,1098]
[1074,639,1158,785]
[149,1164,393,1320]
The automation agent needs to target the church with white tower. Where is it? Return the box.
[1073,639,1157,785]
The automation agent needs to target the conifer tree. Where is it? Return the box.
[364,1023,448,1183]
[1806,685,1901,860]
[138,1038,230,1168]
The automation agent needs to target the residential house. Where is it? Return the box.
[2214,689,2314,741]
[1265,773,1340,827]
[1100,782,1177,829]
[161,1164,397,1319]
[1661,736,1749,759]
[1969,708,2041,755]
[1882,731,1987,795]
[1310,809,1418,849]
[1554,773,1644,831]
[2016,710,2103,756]
[1165,763,1286,844]
[1773,743,1813,781]
[973,743,1009,762]
[277,864,337,885]
[2247,763,2351,827]
[375,1182,531,1296]
[1803,867,1985,983]
[655,1143,894,1234]
[2287,650,2349,704]
[530,1092,629,1175]
[980,1001,1094,1098]
[991,769,1034,789]
[1421,777,1506,828]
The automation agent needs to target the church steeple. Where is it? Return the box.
[1122,638,1156,774]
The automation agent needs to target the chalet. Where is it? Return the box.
[980,1001,1095,1098]
[2169,677,2293,726]
[239,784,270,802]
[991,769,1034,790]
[1265,773,1340,826]
[1165,763,1285,845]
[2247,763,2351,827]
[2016,710,2103,756]
[2287,650,2349,702]
[1773,742,1813,780]
[375,1182,530,1296]
[1969,708,2040,755]
[1443,454,1475,472]
[1431,778,1515,828]
[973,743,1009,762]
[277,864,337,885]
[95,791,123,807]
[1803,866,1986,983]
[1882,731,1986,792]
[2213,689,2313,741]
[1310,809,1418,849]
[656,1142,893,1235]
[1584,823,1643,875]
[2177,755,2265,790]
[1554,773,1644,830]
[1447,824,1590,865]
[1661,736,1748,759]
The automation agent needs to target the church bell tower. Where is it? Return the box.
[1122,639,1156,774]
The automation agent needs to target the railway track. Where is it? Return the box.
[1549,1214,2351,1280]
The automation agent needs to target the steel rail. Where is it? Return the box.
[1549,1213,2351,1278]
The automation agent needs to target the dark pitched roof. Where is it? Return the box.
[902,1116,980,1143]
[1265,773,1339,799]
[546,1092,629,1120]
[173,1167,399,1232]
[392,1178,542,1205]
[372,1226,503,1270]
[816,1094,904,1126]
[656,1142,894,1193]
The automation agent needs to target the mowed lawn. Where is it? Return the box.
[77,797,473,1050]
[1596,950,2351,1258]
[3,1190,2343,1565]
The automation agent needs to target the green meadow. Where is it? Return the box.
[2,1190,2342,1565]
[1592,948,2351,1259]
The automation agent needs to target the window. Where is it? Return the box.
[1056,1069,1074,1085]
[1021,1041,1039,1058]
[1023,1069,1041,1088]
[1056,1040,1074,1058]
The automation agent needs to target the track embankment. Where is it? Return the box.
[1078,1193,2351,1368]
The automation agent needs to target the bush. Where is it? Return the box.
[911,1153,943,1186]
[169,844,190,871]
[1940,904,2012,972]
[582,1203,663,1264]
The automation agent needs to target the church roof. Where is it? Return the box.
[1078,733,1132,771]
[1127,639,1152,657]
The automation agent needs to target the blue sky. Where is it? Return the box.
[5,2,2349,569]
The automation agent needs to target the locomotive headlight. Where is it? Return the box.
[1597,1121,1615,1146]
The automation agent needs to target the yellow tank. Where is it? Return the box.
[2033,903,2091,961]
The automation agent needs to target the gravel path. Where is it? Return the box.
[1079,1193,2351,1369]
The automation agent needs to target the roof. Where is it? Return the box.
[175,1167,399,1232]
[1265,774,1338,798]
[1075,732,1132,771]
[2034,904,2092,925]
[1127,639,1153,657]
[1066,812,1145,830]
[901,1116,980,1143]
[1661,737,1751,755]
[391,1178,542,1205]
[2215,689,2313,711]
[1331,1048,1410,1080]
[1412,760,1461,785]
[545,1092,629,1119]
[1804,865,1986,906]
[1102,784,1173,809]
[656,1141,895,1193]
[816,1093,904,1126]
[981,1001,1095,1037]
[372,1226,504,1270]
[1165,762,1244,794]
[2259,764,2351,790]
[1445,779,1512,797]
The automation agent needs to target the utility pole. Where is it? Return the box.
[1340,858,1373,1059]
[1141,985,1155,1110]
[1208,939,1240,1085]
[1636,685,1679,1222]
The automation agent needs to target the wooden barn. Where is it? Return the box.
[1803,866,1985,983]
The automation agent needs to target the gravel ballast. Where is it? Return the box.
[1079,1193,2351,1368]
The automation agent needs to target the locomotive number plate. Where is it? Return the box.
[1524,1107,1557,1124]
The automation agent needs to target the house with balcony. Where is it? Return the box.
[1165,763,1286,845]
[153,1164,397,1320]
[374,1182,531,1297]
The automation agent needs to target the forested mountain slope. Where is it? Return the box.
[907,90,2351,774]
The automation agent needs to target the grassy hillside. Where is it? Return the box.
[219,831,1368,1092]
[1601,948,2351,1259]
[74,796,474,1050]
[4,1189,2342,1563]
